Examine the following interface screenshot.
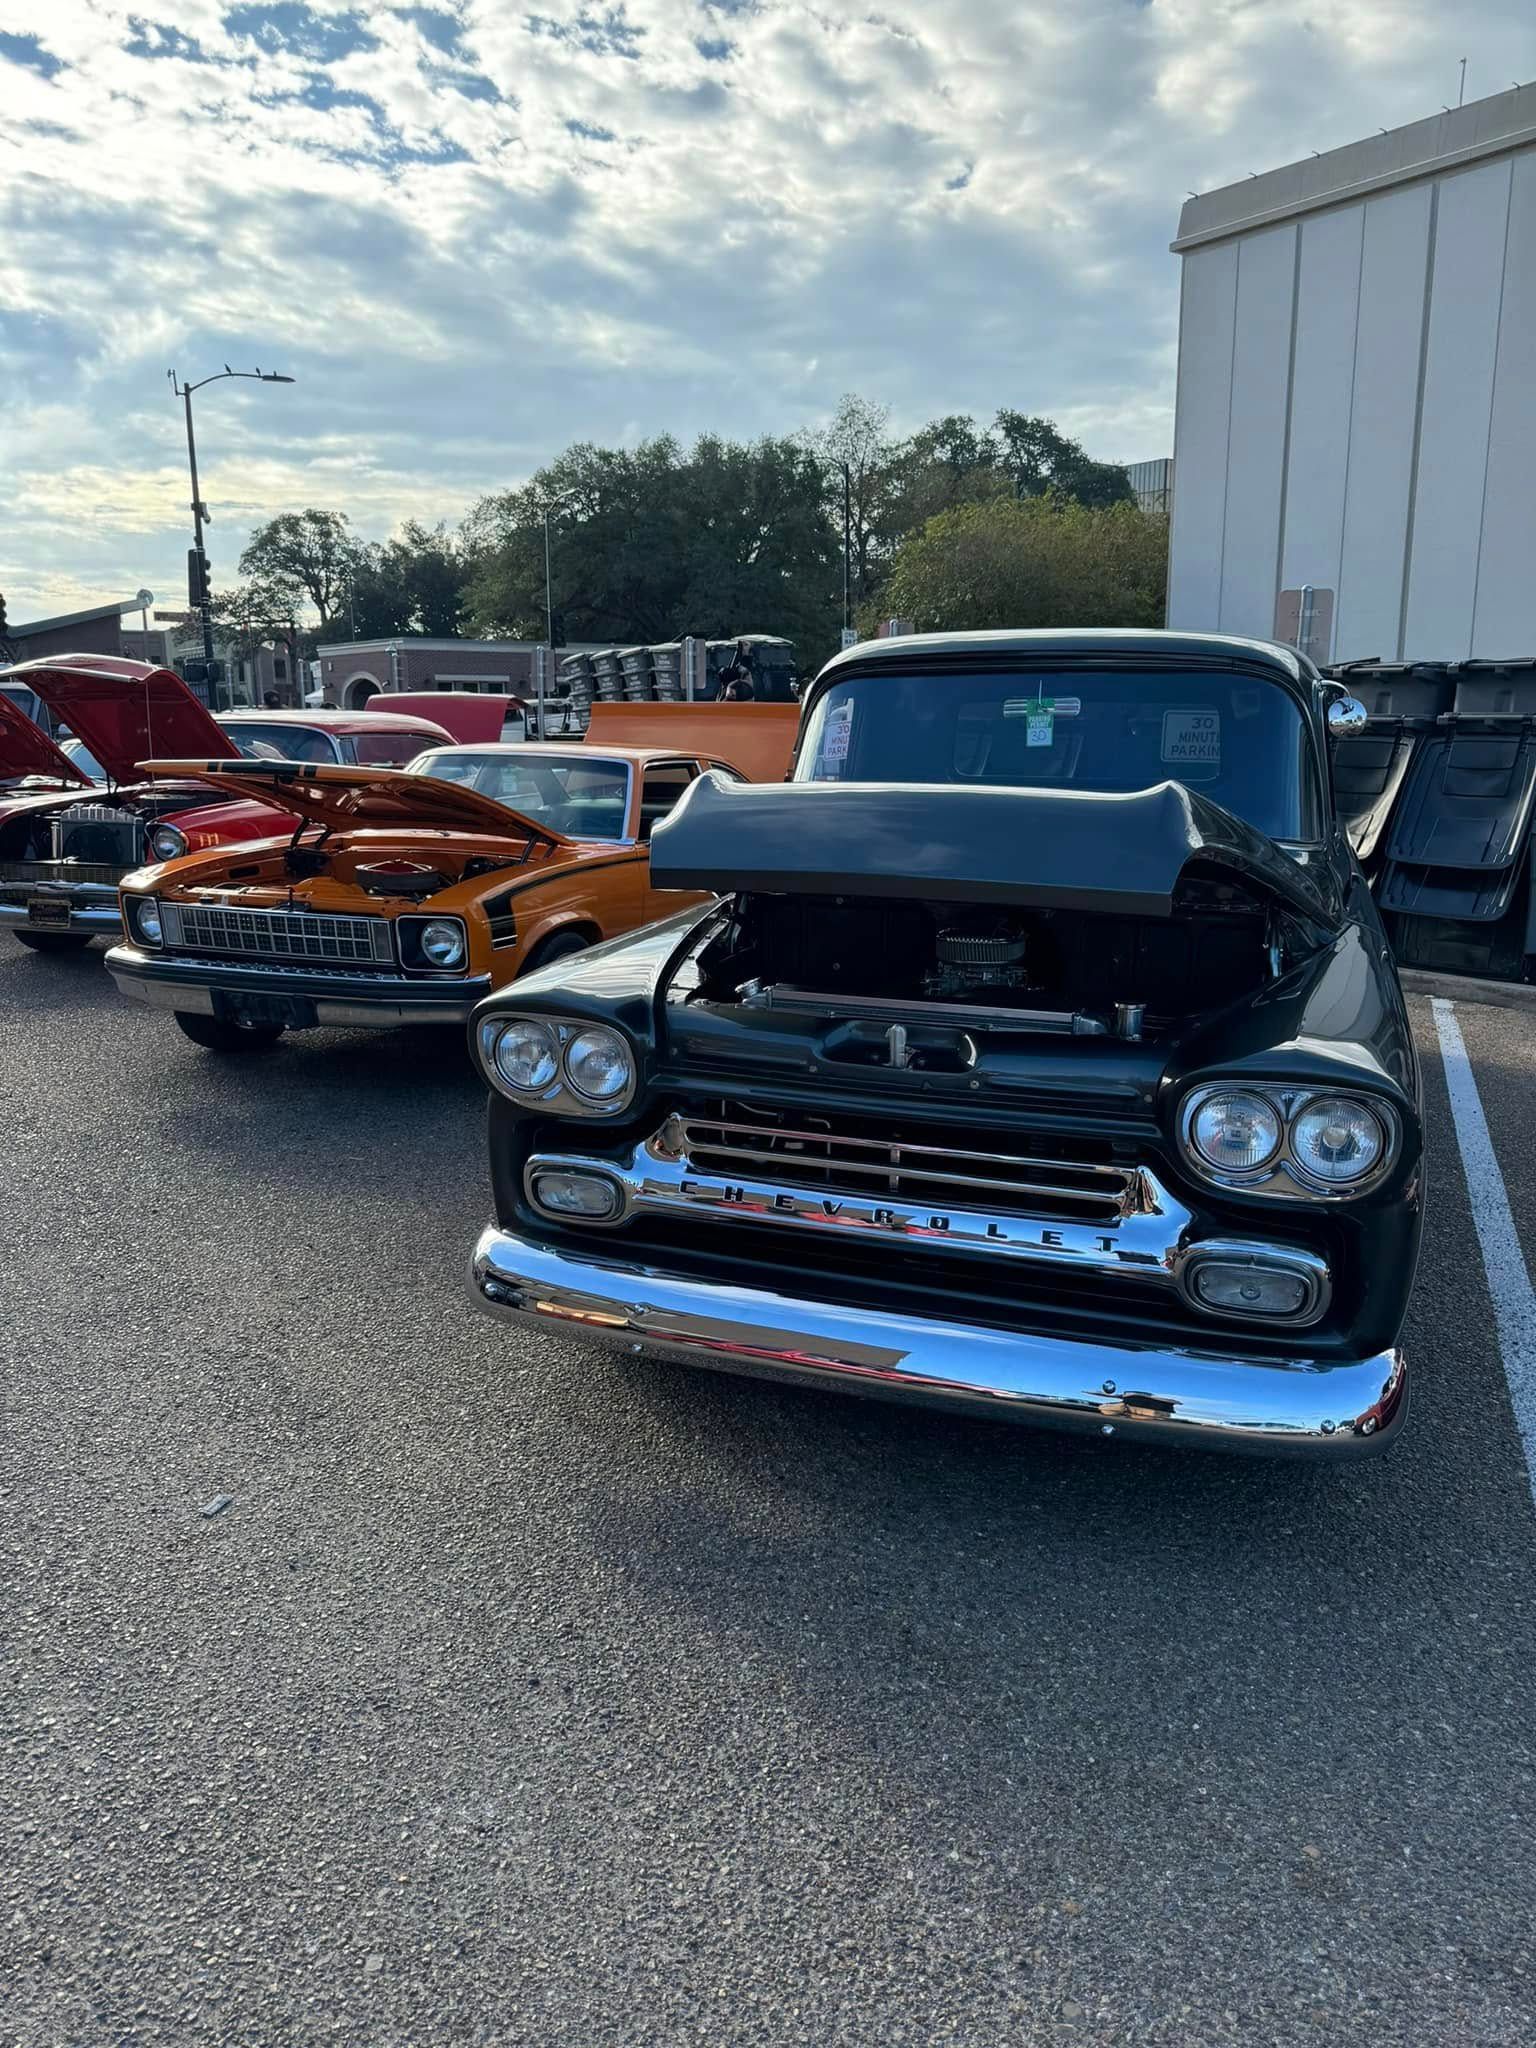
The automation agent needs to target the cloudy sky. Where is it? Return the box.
[2,0,1532,622]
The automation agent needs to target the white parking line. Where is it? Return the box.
[1431,997,1536,1500]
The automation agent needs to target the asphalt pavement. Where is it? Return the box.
[3,943,1535,2048]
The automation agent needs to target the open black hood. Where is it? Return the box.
[648,774,1339,927]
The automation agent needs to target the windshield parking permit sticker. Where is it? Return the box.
[1025,698,1055,748]
[1162,708,1221,767]
[819,703,853,773]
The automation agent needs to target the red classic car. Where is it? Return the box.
[0,691,92,812]
[216,707,458,768]
[0,656,307,953]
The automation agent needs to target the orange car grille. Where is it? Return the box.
[161,902,396,965]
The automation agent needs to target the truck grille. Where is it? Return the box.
[161,902,395,966]
[671,1104,1139,1224]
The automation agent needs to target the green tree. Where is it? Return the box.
[873,496,1167,635]
[462,434,840,660]
[238,509,361,629]
[880,413,1009,541]
[804,393,898,617]
[993,411,1134,510]
[348,523,466,639]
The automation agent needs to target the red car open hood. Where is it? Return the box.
[0,689,92,787]
[7,655,238,785]
[139,758,572,844]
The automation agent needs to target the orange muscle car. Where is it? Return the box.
[104,743,732,1052]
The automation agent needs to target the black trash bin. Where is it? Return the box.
[649,642,683,701]
[619,646,654,702]
[1324,660,1455,868]
[592,649,625,702]
[1373,659,1536,982]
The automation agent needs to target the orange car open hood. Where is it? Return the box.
[9,655,237,784]
[139,758,573,845]
[0,690,93,786]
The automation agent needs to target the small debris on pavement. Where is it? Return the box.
[199,1495,234,1519]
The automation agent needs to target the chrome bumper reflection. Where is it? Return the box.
[0,879,122,935]
[469,1223,1406,1458]
[105,944,489,1028]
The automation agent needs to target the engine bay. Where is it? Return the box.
[0,793,196,869]
[681,872,1300,1043]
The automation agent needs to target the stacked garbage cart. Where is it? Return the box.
[1328,657,1536,983]
[556,635,798,734]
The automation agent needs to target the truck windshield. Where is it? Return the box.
[798,668,1320,842]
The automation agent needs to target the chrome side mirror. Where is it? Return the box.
[1326,695,1368,737]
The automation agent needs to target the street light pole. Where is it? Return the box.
[179,382,217,677]
[842,462,852,636]
[167,365,295,709]
[543,507,555,652]
[538,491,577,738]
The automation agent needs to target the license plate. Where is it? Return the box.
[212,990,317,1030]
[26,895,72,929]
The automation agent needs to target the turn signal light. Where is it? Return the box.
[529,1169,621,1221]
[1190,1260,1311,1319]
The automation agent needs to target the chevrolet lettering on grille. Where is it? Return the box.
[653,1161,1186,1270]
[522,1112,1200,1287]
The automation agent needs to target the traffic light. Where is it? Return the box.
[187,549,210,608]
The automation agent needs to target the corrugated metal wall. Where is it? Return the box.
[1168,146,1536,662]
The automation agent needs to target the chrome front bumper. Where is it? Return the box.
[470,1223,1408,1458]
[105,944,491,1028]
[0,881,121,936]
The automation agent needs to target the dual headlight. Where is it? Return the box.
[477,1014,637,1114]
[1180,1083,1397,1196]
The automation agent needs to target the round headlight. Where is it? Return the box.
[564,1025,635,1102]
[492,1019,559,1093]
[1290,1097,1386,1186]
[418,918,465,968]
[134,898,162,944]
[149,823,188,862]
[1188,1090,1283,1175]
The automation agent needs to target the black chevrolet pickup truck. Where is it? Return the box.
[467,629,1421,1458]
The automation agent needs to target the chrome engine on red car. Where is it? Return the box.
[47,803,145,867]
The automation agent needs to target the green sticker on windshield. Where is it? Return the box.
[1025,698,1055,748]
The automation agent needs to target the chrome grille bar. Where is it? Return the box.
[54,803,140,824]
[668,1109,1138,1220]
[162,902,395,965]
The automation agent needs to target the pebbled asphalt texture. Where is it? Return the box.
[3,946,1535,2048]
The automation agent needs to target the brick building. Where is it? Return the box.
[4,597,144,665]
[314,637,609,711]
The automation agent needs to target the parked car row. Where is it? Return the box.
[4,634,1424,1466]
[0,657,459,952]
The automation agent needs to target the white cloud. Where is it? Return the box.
[1,0,1533,617]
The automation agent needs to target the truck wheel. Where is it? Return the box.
[13,930,91,953]
[173,1011,286,1054]
[523,930,592,972]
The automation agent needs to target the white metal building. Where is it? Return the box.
[1167,86,1536,665]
